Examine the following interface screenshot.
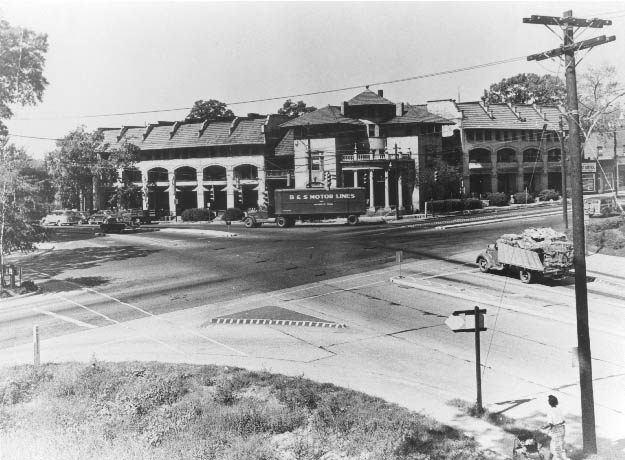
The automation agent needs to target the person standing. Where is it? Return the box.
[542,394,569,460]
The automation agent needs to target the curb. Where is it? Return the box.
[211,318,346,328]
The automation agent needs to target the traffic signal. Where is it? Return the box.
[324,171,332,189]
[434,170,439,182]
[209,186,215,201]
[362,171,369,187]
[261,189,269,208]
[236,190,243,206]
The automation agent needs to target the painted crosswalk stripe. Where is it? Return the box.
[33,307,98,329]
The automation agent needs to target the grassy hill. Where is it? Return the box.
[0,361,486,460]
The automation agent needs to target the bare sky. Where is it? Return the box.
[2,1,624,159]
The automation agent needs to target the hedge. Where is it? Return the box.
[221,208,245,222]
[513,191,534,204]
[180,208,215,222]
[430,199,483,213]
[538,189,560,202]
[485,192,509,207]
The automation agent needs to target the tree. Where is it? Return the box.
[0,139,47,258]
[1,20,49,262]
[578,63,624,135]
[185,99,234,122]
[46,127,140,211]
[418,159,462,201]
[277,99,317,117]
[484,73,566,106]
[0,20,49,135]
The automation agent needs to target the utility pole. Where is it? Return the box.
[559,116,568,229]
[307,123,312,188]
[613,124,619,195]
[525,10,615,455]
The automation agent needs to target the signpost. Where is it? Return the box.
[396,250,403,278]
[445,306,487,413]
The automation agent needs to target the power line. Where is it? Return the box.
[12,56,527,122]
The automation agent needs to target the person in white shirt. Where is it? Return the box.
[542,395,569,460]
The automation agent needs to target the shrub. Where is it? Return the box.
[221,208,245,222]
[463,198,483,210]
[513,191,533,204]
[486,192,508,206]
[603,229,625,250]
[538,189,559,202]
[180,208,214,222]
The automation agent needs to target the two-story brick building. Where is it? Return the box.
[426,99,569,198]
[99,114,289,217]
[583,128,625,195]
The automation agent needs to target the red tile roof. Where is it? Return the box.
[280,106,364,128]
[347,89,395,106]
[100,117,268,151]
[383,104,455,125]
[458,102,566,131]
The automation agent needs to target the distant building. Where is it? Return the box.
[278,88,456,212]
[426,100,569,198]
[582,127,625,195]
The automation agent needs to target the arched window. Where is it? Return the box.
[203,166,227,181]
[147,167,168,183]
[496,148,517,163]
[175,166,197,182]
[468,148,491,163]
[234,164,258,180]
[523,148,541,163]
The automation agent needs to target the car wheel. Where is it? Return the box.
[519,269,533,284]
[276,216,288,228]
[477,257,490,273]
[244,217,255,228]
[347,215,359,225]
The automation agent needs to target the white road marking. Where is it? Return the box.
[81,287,247,356]
[32,307,98,329]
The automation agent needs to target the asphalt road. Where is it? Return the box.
[0,214,591,350]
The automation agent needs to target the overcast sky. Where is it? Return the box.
[2,1,624,159]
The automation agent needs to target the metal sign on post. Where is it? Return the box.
[445,306,487,413]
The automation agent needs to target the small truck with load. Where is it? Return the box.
[244,188,367,228]
[476,227,574,283]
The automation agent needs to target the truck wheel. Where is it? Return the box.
[244,217,255,228]
[276,216,288,228]
[477,257,490,273]
[347,215,359,225]
[519,269,533,284]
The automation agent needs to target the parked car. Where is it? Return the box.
[41,210,80,226]
[88,211,113,225]
[99,217,130,233]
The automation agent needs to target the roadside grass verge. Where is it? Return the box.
[0,361,488,460]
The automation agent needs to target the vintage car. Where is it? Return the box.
[41,210,80,226]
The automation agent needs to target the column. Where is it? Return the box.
[141,172,149,211]
[257,168,266,209]
[226,166,235,209]
[490,149,498,193]
[384,169,390,210]
[368,169,375,212]
[168,170,176,217]
[353,170,358,187]
[542,150,549,190]
[196,170,205,209]
[397,173,404,211]
[517,160,524,194]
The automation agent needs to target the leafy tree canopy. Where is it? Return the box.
[46,127,139,210]
[0,19,49,135]
[185,99,234,122]
[483,73,566,106]
[277,99,317,117]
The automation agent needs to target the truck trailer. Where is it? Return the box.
[245,188,367,228]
